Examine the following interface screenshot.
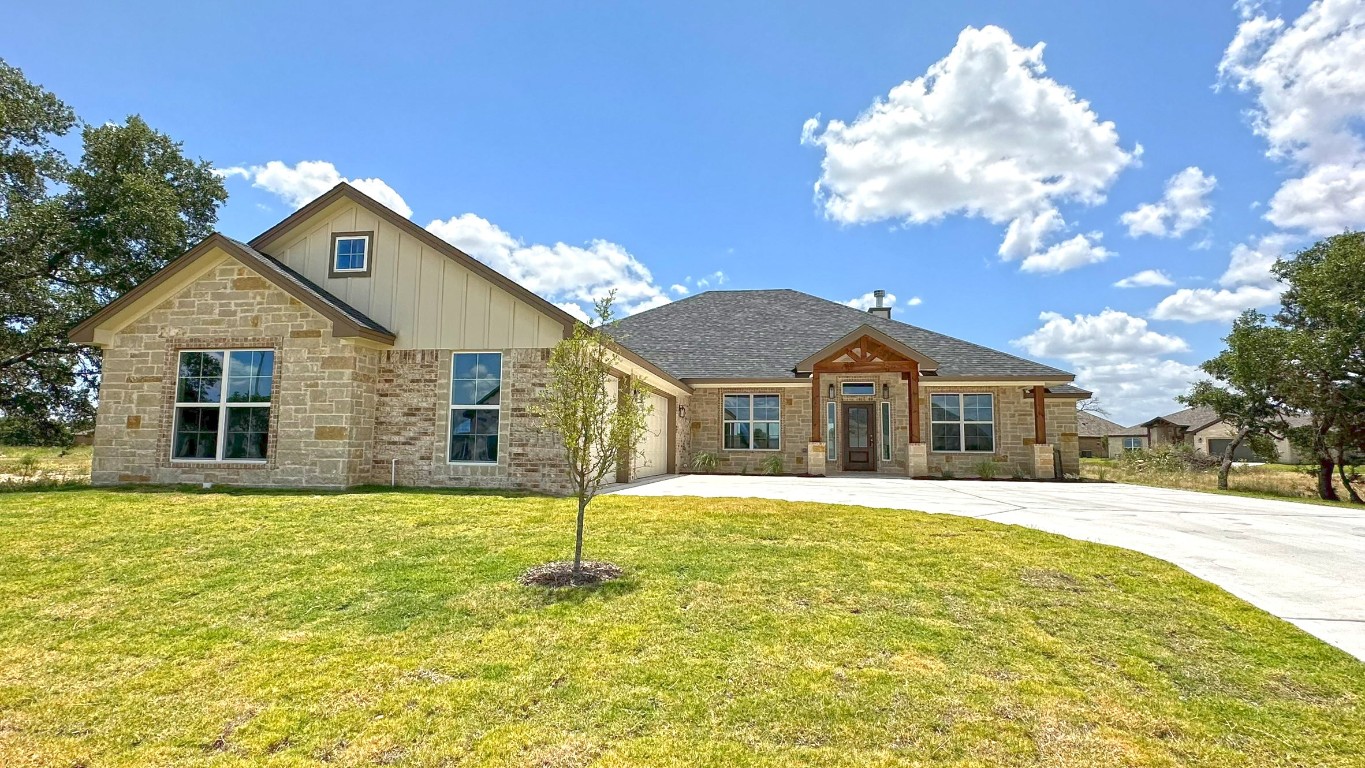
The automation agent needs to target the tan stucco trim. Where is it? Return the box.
[796,324,940,372]
[248,183,582,337]
[68,234,397,346]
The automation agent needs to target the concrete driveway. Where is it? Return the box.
[608,474,1365,660]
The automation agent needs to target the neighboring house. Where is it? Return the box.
[1141,406,1302,463]
[1075,411,1147,458]
[71,183,1085,491]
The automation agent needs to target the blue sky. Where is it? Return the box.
[7,0,1359,424]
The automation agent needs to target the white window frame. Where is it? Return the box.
[171,349,273,463]
[841,381,876,397]
[880,401,892,461]
[332,234,370,273]
[929,393,996,453]
[1122,436,1143,451]
[722,393,782,451]
[826,400,837,453]
[448,351,503,465]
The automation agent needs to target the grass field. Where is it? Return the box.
[0,488,1361,767]
[1080,457,1361,507]
[0,445,92,485]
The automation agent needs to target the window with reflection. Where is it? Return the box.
[173,349,274,461]
[450,352,502,463]
[929,393,994,452]
[723,394,781,450]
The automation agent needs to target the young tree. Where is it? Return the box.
[0,58,227,443]
[1272,232,1365,502]
[531,294,653,583]
[1180,311,1292,489]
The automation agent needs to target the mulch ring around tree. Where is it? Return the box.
[519,560,623,588]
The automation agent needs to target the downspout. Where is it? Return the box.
[391,458,398,487]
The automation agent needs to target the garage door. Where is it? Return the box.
[1208,438,1259,461]
[634,392,670,478]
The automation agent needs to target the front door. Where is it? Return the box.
[843,403,875,471]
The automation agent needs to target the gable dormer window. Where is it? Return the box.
[329,231,373,277]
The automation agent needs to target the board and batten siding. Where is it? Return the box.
[268,200,566,350]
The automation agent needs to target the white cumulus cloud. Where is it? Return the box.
[1113,269,1175,288]
[1019,233,1112,273]
[1012,310,1198,424]
[426,213,672,317]
[1119,166,1217,238]
[1150,285,1283,323]
[1219,0,1365,235]
[219,160,413,218]
[802,24,1137,272]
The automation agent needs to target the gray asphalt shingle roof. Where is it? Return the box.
[1077,411,1145,437]
[223,237,394,337]
[609,289,1073,381]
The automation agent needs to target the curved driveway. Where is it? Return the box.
[609,474,1365,660]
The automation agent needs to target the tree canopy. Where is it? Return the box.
[0,58,227,444]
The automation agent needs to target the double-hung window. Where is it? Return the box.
[173,350,274,461]
[330,232,371,276]
[723,394,780,450]
[450,352,501,463]
[1122,436,1143,451]
[929,393,995,452]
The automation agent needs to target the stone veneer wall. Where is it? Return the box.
[686,387,811,474]
[91,262,376,488]
[370,347,573,495]
[682,379,1080,479]
[919,384,1080,478]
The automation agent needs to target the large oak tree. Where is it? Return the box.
[0,59,227,443]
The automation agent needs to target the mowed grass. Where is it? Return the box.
[0,489,1361,767]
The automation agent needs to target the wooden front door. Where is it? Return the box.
[842,403,875,471]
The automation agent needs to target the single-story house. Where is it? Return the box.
[1141,406,1302,463]
[1076,411,1147,458]
[70,183,1085,492]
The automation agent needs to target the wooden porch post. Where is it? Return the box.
[1033,385,1047,444]
[810,371,822,442]
[907,365,920,443]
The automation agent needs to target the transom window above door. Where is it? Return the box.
[173,349,274,462]
[330,231,372,276]
[841,382,875,397]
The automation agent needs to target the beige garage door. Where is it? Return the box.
[634,392,670,478]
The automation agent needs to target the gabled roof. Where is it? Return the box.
[608,289,1074,381]
[1076,411,1144,438]
[794,323,941,372]
[69,234,396,345]
[1142,405,1221,431]
[248,182,581,333]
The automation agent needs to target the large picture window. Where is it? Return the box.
[450,352,501,463]
[723,394,780,450]
[173,349,274,462]
[929,393,994,452]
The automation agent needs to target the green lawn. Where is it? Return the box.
[0,489,1361,767]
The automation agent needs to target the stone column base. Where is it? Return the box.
[1032,443,1055,479]
[808,442,827,476]
[908,442,929,477]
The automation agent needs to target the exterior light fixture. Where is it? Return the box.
[882,383,890,399]
[677,404,688,420]
[828,383,835,400]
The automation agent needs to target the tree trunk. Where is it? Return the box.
[1337,453,1363,504]
[1218,428,1250,490]
[1317,455,1340,501]
[572,494,587,581]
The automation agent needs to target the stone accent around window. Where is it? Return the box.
[91,261,378,488]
